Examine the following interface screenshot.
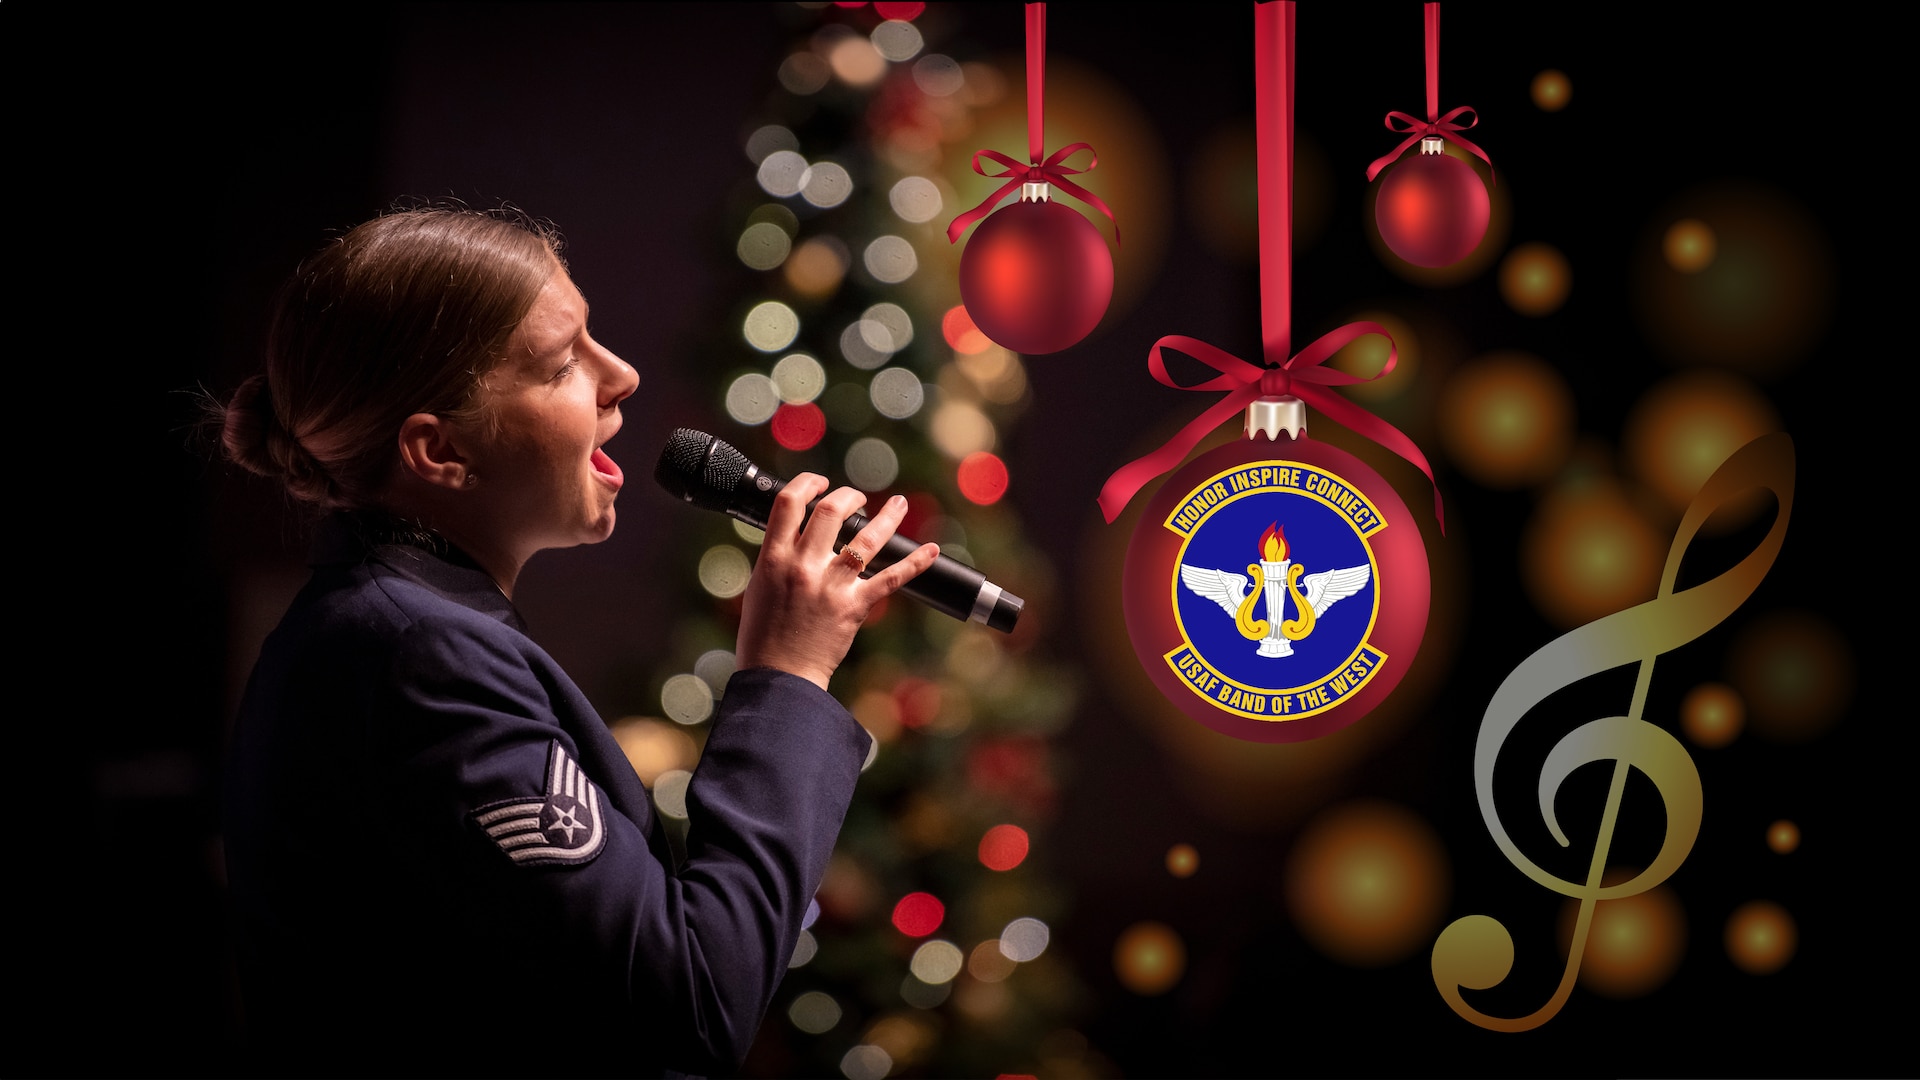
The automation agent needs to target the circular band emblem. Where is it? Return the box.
[1123,437,1430,743]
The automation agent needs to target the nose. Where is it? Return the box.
[598,348,640,409]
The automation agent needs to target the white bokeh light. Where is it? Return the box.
[772,353,827,404]
[660,673,716,725]
[999,917,1051,961]
[888,176,943,224]
[844,437,900,490]
[870,368,926,420]
[756,150,811,197]
[725,372,781,424]
[802,161,853,208]
[912,54,964,96]
[870,19,924,61]
[736,222,792,270]
[863,235,918,283]
[741,302,799,353]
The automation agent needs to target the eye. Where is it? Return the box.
[552,356,580,381]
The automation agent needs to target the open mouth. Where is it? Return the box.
[591,446,624,489]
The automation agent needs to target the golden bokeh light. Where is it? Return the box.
[1165,843,1199,878]
[785,236,849,300]
[1558,879,1687,999]
[608,716,700,787]
[1679,681,1744,749]
[1522,470,1665,629]
[1663,218,1716,272]
[1532,69,1571,111]
[1767,820,1800,855]
[1499,241,1572,316]
[1725,900,1797,974]
[968,939,1017,983]
[1622,371,1781,515]
[863,1014,936,1072]
[1113,921,1185,995]
[1728,610,1854,743]
[1285,800,1451,967]
[1631,182,1833,375]
[1437,350,1575,489]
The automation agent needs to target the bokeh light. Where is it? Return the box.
[999,917,1050,962]
[870,368,926,419]
[1531,69,1571,111]
[908,939,964,984]
[1664,218,1716,272]
[841,1045,893,1080]
[912,53,964,96]
[957,451,1008,504]
[772,402,827,451]
[864,235,919,283]
[842,320,894,370]
[978,824,1030,871]
[892,891,945,937]
[771,353,826,404]
[1113,921,1185,995]
[929,400,996,459]
[969,939,1017,982]
[1727,609,1854,742]
[1165,843,1199,878]
[737,221,792,270]
[1285,800,1451,967]
[864,303,914,351]
[899,975,950,1009]
[778,52,830,95]
[725,372,780,424]
[786,236,850,299]
[1522,472,1664,629]
[660,672,717,725]
[1725,900,1797,974]
[1767,820,1800,854]
[871,18,923,61]
[827,32,887,87]
[742,301,799,353]
[956,345,1026,403]
[803,161,853,209]
[1680,681,1744,748]
[1631,182,1833,375]
[1499,241,1572,316]
[732,520,766,545]
[1437,351,1575,489]
[942,305,992,354]
[890,176,943,224]
[1558,880,1687,999]
[874,2,926,20]
[862,1015,935,1075]
[1622,371,1781,515]
[608,715,699,787]
[822,381,876,433]
[696,545,752,601]
[744,124,799,164]
[757,149,810,197]
[789,990,842,1034]
[845,437,901,490]
[789,929,818,968]
[652,769,691,821]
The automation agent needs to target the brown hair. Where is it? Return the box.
[220,206,562,509]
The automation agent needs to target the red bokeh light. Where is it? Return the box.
[874,1,926,18]
[957,452,1009,505]
[942,305,993,355]
[978,824,1030,871]
[770,402,826,451]
[891,891,945,937]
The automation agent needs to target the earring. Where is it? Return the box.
[465,474,478,486]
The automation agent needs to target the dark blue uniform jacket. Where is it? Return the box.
[224,516,869,1077]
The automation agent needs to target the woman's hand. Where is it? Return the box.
[734,474,940,691]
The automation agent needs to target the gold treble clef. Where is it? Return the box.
[1433,433,1796,1032]
[1236,563,1270,641]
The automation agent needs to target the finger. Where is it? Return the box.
[839,493,911,569]
[764,473,829,551]
[798,485,869,561]
[862,541,941,597]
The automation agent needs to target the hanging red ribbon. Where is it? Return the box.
[945,3,1119,245]
[1364,2,1493,182]
[1097,0,1444,532]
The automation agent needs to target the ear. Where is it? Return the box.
[396,412,473,491]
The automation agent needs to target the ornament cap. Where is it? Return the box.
[1246,395,1306,442]
[1021,181,1052,203]
[1419,135,1447,155]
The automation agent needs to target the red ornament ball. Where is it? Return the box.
[958,199,1113,355]
[1374,151,1490,268]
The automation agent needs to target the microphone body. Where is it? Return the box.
[656,429,1024,633]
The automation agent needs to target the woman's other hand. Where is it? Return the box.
[734,474,939,690]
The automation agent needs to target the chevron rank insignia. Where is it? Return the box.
[472,741,607,866]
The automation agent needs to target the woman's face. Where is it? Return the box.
[460,263,639,558]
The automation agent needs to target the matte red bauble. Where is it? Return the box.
[958,199,1114,355]
[1374,150,1490,268]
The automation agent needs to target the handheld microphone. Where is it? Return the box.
[655,428,1024,633]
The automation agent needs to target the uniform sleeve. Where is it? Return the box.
[381,613,869,1075]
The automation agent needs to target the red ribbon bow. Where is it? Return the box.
[945,143,1120,245]
[1096,328,1444,534]
[1364,2,1493,182]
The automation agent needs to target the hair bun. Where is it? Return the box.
[221,374,338,506]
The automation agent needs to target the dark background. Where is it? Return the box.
[57,2,1896,1075]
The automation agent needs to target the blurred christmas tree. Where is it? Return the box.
[607,4,1100,1077]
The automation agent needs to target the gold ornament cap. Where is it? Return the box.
[1021,181,1051,202]
[1419,135,1447,155]
[1246,395,1306,441]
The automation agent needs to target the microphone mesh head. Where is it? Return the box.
[655,428,749,511]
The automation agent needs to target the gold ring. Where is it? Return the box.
[839,546,866,570]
